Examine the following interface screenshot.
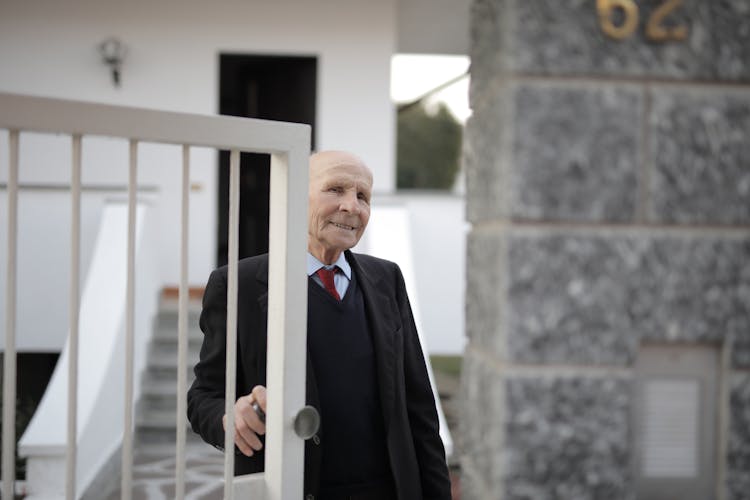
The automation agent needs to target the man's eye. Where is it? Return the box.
[327,186,342,193]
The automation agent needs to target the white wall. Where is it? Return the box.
[0,0,397,288]
[0,184,132,351]
[0,1,471,356]
[397,0,471,55]
[357,192,467,354]
[403,194,467,354]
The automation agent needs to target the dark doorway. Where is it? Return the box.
[0,352,60,479]
[217,54,317,265]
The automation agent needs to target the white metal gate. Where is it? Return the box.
[0,92,310,500]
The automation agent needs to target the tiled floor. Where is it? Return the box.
[104,440,462,500]
[102,359,463,499]
[105,443,225,500]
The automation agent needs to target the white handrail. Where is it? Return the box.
[0,93,307,152]
[1,92,311,499]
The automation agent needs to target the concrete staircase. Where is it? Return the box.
[136,296,204,444]
[87,294,228,500]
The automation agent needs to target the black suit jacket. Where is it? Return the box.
[187,250,451,499]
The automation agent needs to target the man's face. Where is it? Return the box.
[307,151,373,263]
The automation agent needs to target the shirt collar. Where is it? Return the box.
[307,252,351,280]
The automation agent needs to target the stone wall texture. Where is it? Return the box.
[729,373,750,499]
[512,85,641,222]
[504,377,632,499]
[650,88,750,224]
[462,0,750,498]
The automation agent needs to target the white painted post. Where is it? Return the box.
[2,130,19,500]
[66,134,82,500]
[264,150,309,500]
[223,149,240,500]
[121,139,138,500]
[175,144,190,500]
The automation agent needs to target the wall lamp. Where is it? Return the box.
[98,37,128,87]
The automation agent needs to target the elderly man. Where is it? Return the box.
[188,151,451,499]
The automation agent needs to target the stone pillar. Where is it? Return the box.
[461,1,750,498]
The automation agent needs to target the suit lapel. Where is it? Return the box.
[346,251,397,432]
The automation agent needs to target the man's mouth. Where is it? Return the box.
[330,221,356,231]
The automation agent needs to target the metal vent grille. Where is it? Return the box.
[633,344,719,500]
[641,379,699,477]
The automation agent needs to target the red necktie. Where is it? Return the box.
[316,267,340,300]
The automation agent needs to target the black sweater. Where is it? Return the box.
[307,271,392,492]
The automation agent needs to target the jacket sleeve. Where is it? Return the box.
[393,264,452,499]
[187,268,230,449]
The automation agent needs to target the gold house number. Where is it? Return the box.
[597,0,688,42]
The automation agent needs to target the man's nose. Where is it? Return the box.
[339,191,360,213]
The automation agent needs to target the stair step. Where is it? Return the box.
[139,388,195,413]
[143,365,195,385]
[148,342,202,369]
[139,395,178,413]
[155,310,202,330]
[135,426,205,445]
[151,333,204,348]
[134,296,213,448]
[158,295,203,311]
[137,407,190,429]
[152,324,204,341]
[141,377,195,396]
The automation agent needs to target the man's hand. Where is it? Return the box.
[222,385,267,457]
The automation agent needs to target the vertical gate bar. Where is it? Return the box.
[175,144,190,500]
[121,139,138,500]
[66,134,82,500]
[265,149,308,500]
[223,149,240,500]
[3,130,19,500]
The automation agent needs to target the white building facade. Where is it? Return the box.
[1,0,470,353]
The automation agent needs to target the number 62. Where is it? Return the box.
[596,0,688,42]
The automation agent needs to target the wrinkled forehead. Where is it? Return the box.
[310,151,373,185]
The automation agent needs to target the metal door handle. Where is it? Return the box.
[294,406,320,440]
